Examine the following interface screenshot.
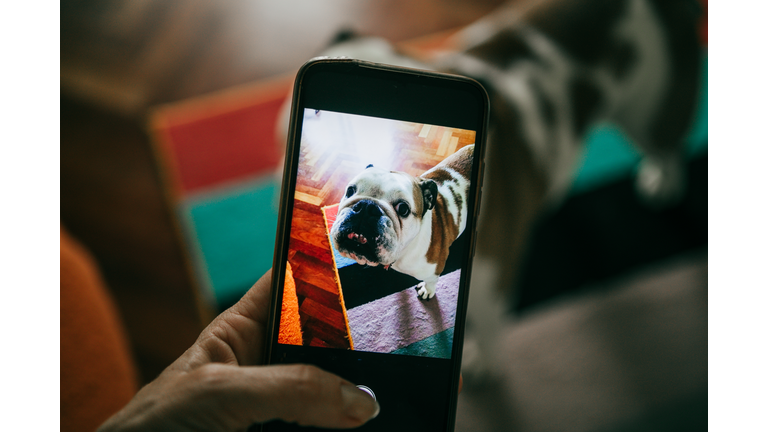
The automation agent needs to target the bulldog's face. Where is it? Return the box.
[331,165,437,267]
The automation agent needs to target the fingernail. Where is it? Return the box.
[341,383,380,422]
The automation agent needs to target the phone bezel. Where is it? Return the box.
[264,57,489,431]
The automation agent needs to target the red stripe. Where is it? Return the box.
[163,97,286,193]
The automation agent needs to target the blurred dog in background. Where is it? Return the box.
[279,0,701,378]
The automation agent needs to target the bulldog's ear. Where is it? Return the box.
[420,179,438,213]
[366,164,374,169]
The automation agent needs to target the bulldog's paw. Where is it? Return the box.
[636,155,686,208]
[416,282,435,300]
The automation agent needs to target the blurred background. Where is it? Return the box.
[61,0,507,380]
[60,0,707,431]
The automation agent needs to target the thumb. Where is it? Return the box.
[198,363,380,429]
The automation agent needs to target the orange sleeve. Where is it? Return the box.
[60,226,139,432]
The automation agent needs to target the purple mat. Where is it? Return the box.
[346,270,460,354]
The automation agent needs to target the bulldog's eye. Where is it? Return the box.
[345,185,357,198]
[395,201,411,218]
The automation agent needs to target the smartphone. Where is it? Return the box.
[262,57,488,431]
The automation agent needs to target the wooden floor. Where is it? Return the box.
[296,119,476,208]
[287,115,475,348]
[287,198,351,348]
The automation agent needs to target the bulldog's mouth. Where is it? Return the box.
[338,230,381,265]
[333,198,396,267]
[342,232,395,268]
[347,232,368,244]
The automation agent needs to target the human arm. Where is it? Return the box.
[97,270,379,432]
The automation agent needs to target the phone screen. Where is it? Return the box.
[263,60,487,432]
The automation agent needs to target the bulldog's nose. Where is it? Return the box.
[352,199,383,218]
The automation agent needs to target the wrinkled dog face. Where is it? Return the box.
[331,166,430,267]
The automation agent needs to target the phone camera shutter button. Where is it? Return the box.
[356,385,376,401]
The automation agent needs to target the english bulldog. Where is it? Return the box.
[331,145,474,300]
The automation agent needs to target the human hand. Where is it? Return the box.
[98,270,380,432]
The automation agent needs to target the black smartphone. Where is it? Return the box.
[262,57,488,431]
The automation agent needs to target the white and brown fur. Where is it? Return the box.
[331,145,474,300]
[408,144,474,299]
[281,0,701,377]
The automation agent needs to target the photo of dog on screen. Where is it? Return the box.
[278,109,475,358]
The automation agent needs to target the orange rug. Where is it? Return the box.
[278,262,303,346]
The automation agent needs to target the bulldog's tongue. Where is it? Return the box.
[347,232,367,244]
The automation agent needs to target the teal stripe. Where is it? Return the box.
[391,327,454,359]
[182,177,280,307]
[571,124,643,194]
